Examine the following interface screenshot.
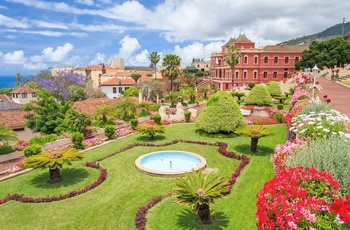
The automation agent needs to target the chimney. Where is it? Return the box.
[280,43,284,52]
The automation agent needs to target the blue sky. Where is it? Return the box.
[0,0,348,75]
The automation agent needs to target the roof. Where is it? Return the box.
[264,45,309,52]
[235,34,254,43]
[73,97,139,116]
[223,37,236,46]
[10,86,38,94]
[100,78,136,86]
[0,94,13,103]
[0,109,30,128]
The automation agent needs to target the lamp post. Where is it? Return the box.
[312,65,319,101]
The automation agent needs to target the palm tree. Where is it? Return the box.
[24,147,85,183]
[161,54,181,91]
[199,86,210,99]
[115,97,137,121]
[173,169,228,224]
[131,73,141,85]
[136,124,165,140]
[65,109,91,132]
[165,91,179,107]
[94,105,114,124]
[235,125,273,152]
[223,45,241,88]
[149,52,160,79]
[15,72,22,87]
[0,124,18,144]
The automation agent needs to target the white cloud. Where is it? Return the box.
[2,50,27,64]
[74,0,95,6]
[32,20,69,29]
[30,43,74,62]
[130,49,149,66]
[0,14,30,28]
[89,53,106,65]
[116,35,141,64]
[23,62,48,70]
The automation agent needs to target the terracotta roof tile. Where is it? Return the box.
[100,78,136,86]
[264,45,309,52]
[10,86,38,94]
[0,110,30,128]
[0,94,13,103]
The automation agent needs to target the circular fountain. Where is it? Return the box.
[135,150,206,177]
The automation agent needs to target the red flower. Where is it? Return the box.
[330,196,350,223]
[323,95,328,98]
[327,99,331,103]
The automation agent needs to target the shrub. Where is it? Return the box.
[285,136,350,195]
[0,144,16,155]
[71,132,84,149]
[248,82,255,89]
[152,114,162,125]
[104,125,116,140]
[24,144,42,157]
[184,111,191,122]
[274,112,284,123]
[149,103,160,112]
[244,85,272,106]
[266,81,282,96]
[195,91,246,133]
[130,119,139,130]
[277,104,284,110]
[136,124,165,140]
[298,100,333,116]
[29,134,57,145]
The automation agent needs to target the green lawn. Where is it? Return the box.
[0,124,286,230]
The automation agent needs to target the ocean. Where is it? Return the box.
[0,75,31,89]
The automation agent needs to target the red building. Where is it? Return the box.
[209,34,308,90]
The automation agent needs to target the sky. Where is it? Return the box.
[0,0,348,75]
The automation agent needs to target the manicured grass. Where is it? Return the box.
[0,124,286,229]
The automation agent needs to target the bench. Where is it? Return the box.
[240,109,251,117]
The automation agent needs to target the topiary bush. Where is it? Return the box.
[248,82,255,90]
[244,85,272,106]
[277,104,284,110]
[24,144,42,157]
[195,91,245,133]
[184,111,191,122]
[266,81,282,96]
[104,125,116,140]
[71,132,84,149]
[152,114,162,125]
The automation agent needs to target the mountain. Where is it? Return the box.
[282,21,350,45]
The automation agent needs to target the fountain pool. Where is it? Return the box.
[135,151,206,177]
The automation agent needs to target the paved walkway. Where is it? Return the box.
[1,78,350,176]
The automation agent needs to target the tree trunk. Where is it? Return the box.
[49,168,62,183]
[250,137,259,152]
[197,203,212,224]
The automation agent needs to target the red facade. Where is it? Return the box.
[209,35,308,90]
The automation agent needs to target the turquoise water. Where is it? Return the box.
[0,75,30,89]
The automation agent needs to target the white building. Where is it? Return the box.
[11,86,38,105]
[100,77,136,98]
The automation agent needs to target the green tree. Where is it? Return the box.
[123,87,139,97]
[165,91,179,107]
[84,80,106,99]
[149,51,161,79]
[161,54,181,91]
[131,74,142,85]
[23,90,67,134]
[115,97,137,121]
[0,124,18,144]
[94,105,114,124]
[24,147,85,183]
[266,81,283,96]
[136,124,165,140]
[195,91,245,133]
[68,85,86,101]
[235,126,273,152]
[173,169,228,224]
[223,45,241,87]
[244,85,272,106]
[15,72,22,88]
[199,86,210,99]
[65,109,91,133]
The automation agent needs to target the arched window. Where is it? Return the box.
[274,57,278,64]
[243,70,248,79]
[284,57,289,64]
[264,56,268,64]
[295,57,300,63]
[273,72,277,78]
[235,71,239,79]
[244,55,248,64]
[253,71,258,79]
[263,72,268,79]
[254,56,258,64]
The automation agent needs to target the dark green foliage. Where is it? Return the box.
[277,104,284,110]
[152,114,162,125]
[24,144,42,157]
[244,85,272,106]
[0,88,13,96]
[130,119,139,130]
[71,132,84,149]
[231,92,245,101]
[248,82,255,89]
[149,103,160,111]
[184,111,191,122]
[0,144,17,155]
[266,81,282,96]
[29,134,57,145]
[289,86,296,95]
[274,112,284,123]
[195,91,246,133]
[104,125,116,139]
[65,109,91,133]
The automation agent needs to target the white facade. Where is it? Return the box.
[101,85,131,99]
[11,92,37,104]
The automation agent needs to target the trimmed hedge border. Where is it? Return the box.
[132,140,250,230]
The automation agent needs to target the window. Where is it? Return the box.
[218,59,221,65]
[273,72,277,78]
[264,56,268,64]
[295,57,300,63]
[22,93,27,98]
[32,93,37,98]
[285,57,289,64]
[244,56,248,64]
[284,72,288,78]
[243,71,247,79]
[235,71,239,79]
[274,57,278,64]
[253,71,258,79]
[113,87,116,94]
[254,56,258,64]
[119,87,123,93]
[263,72,268,79]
